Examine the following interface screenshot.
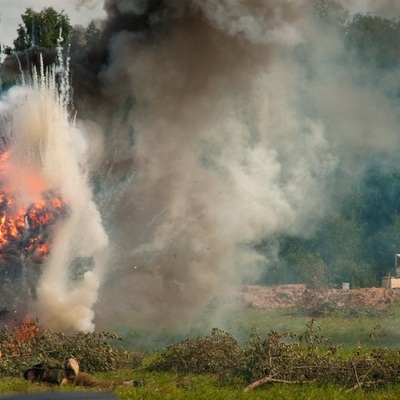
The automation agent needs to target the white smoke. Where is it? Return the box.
[0,59,108,332]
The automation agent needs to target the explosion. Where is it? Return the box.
[0,49,108,332]
[0,159,69,265]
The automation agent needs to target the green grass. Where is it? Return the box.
[112,302,400,352]
[4,373,400,400]
[221,304,400,349]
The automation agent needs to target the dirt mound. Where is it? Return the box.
[240,284,307,309]
[237,284,400,310]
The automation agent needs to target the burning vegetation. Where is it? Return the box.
[0,151,69,264]
[0,147,69,323]
[0,187,69,264]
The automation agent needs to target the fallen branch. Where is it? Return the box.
[345,382,364,393]
[352,362,361,390]
[0,352,36,360]
[345,361,378,393]
[244,376,316,392]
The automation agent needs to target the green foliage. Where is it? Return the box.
[330,259,376,288]
[4,317,400,395]
[241,327,300,382]
[12,7,72,52]
[150,328,243,380]
[262,163,400,288]
[150,322,400,389]
[345,13,400,69]
[261,238,329,287]
[69,21,103,54]
[0,320,143,377]
[312,0,349,27]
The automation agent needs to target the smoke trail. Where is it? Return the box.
[0,55,108,331]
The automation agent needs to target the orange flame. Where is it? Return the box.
[0,166,68,263]
[0,319,40,358]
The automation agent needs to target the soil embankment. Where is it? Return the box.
[226,284,400,310]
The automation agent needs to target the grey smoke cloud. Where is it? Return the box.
[192,0,311,45]
[88,0,342,328]
[339,0,400,16]
[74,0,104,10]
[87,0,400,331]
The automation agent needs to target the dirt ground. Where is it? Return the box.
[234,284,400,310]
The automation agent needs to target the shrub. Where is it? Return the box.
[0,319,143,377]
[150,328,243,380]
[149,321,400,390]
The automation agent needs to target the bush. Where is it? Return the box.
[150,328,243,380]
[149,321,400,389]
[0,319,143,377]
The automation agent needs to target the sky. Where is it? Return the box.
[0,0,106,49]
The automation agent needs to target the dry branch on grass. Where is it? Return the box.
[244,376,316,392]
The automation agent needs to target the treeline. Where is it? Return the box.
[263,165,400,288]
[260,2,400,288]
[1,7,102,56]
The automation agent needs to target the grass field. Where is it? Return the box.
[4,373,400,400]
[2,300,400,399]
[112,300,400,352]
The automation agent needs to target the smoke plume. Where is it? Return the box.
[86,0,400,330]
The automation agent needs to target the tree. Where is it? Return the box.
[312,0,349,27]
[69,21,102,54]
[345,13,400,69]
[11,7,72,52]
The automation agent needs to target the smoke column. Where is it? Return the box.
[85,0,400,330]
[83,0,339,328]
[0,54,108,331]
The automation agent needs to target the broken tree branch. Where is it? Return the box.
[244,376,316,392]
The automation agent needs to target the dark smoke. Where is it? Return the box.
[1,47,56,88]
